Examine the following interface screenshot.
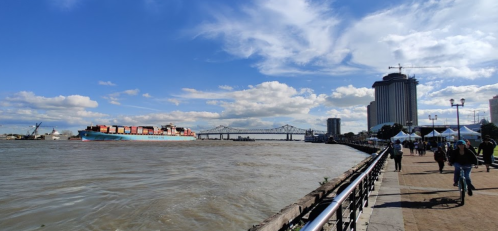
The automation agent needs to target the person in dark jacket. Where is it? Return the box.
[434,146,447,173]
[393,139,403,172]
[477,137,495,172]
[449,140,478,196]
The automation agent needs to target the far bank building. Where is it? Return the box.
[327,118,341,138]
[368,73,419,131]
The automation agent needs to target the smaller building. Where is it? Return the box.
[490,95,498,125]
[327,118,341,138]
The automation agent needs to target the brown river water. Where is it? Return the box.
[0,140,369,231]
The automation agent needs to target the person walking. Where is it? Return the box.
[418,140,425,156]
[434,146,447,173]
[477,137,495,172]
[408,140,415,155]
[393,140,403,172]
[485,135,497,164]
[449,140,478,196]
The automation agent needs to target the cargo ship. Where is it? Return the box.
[78,123,196,141]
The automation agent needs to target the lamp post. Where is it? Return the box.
[406,121,413,141]
[450,98,465,140]
[429,115,437,143]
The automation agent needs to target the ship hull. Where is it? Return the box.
[78,130,196,141]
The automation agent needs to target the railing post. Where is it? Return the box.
[336,204,343,231]
[360,178,365,210]
[350,188,357,231]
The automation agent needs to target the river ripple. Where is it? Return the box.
[0,140,369,231]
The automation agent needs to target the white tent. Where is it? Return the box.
[459,126,480,136]
[440,128,458,136]
[425,130,442,138]
[391,131,408,142]
[406,133,421,140]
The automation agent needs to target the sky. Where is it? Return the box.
[1,0,497,136]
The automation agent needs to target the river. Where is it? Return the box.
[0,140,369,231]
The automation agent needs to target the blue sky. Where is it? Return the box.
[1,0,497,135]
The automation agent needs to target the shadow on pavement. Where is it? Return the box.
[373,197,461,209]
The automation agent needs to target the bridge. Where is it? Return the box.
[196,124,326,140]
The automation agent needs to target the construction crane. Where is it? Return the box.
[388,63,440,74]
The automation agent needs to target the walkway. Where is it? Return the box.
[368,147,498,231]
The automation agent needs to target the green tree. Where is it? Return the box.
[344,132,355,141]
[481,123,498,140]
[377,123,403,140]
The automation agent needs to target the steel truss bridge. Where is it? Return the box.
[197,124,326,140]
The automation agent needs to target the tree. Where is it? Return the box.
[481,123,498,140]
[377,123,403,140]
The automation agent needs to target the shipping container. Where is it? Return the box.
[131,126,138,134]
[108,127,116,133]
[124,126,131,134]
[99,125,107,133]
[117,127,125,134]
[143,128,148,134]
[137,127,143,134]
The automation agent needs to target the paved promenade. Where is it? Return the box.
[368,147,498,231]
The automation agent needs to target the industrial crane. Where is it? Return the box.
[388,63,440,73]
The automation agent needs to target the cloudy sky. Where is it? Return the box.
[1,0,497,135]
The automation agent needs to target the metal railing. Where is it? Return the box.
[301,146,389,231]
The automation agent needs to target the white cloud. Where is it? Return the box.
[104,89,140,105]
[0,91,106,125]
[325,85,374,107]
[124,89,139,95]
[420,83,498,107]
[197,0,498,79]
[168,98,181,106]
[178,81,327,119]
[5,91,98,109]
[143,93,152,98]
[219,85,233,90]
[118,111,220,126]
[99,81,116,86]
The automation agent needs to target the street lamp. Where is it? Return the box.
[450,98,465,140]
[406,121,413,141]
[429,115,437,143]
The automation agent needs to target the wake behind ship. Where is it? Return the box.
[78,123,196,141]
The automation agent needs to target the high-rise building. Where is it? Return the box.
[327,118,341,137]
[367,101,377,131]
[370,72,419,127]
[490,95,498,125]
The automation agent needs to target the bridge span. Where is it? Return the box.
[196,124,326,140]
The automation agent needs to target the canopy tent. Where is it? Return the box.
[440,128,458,136]
[407,133,421,140]
[425,130,442,138]
[390,131,408,142]
[459,126,480,136]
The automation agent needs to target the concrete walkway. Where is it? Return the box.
[368,147,498,231]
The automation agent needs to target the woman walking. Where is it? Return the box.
[393,140,403,172]
[434,146,447,173]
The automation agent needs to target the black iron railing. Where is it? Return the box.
[301,146,389,231]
